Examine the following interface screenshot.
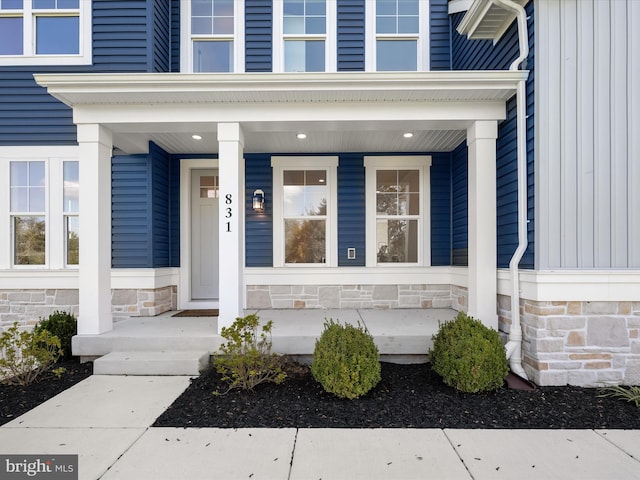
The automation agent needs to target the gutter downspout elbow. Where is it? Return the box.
[492,0,529,380]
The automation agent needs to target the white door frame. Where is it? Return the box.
[179,158,220,310]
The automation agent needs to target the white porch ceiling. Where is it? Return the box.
[35,71,527,155]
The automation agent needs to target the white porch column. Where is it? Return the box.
[77,124,113,334]
[217,123,245,331]
[467,121,498,329]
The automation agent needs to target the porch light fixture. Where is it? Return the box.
[192,134,202,140]
[252,189,265,212]
[296,132,307,140]
[403,132,414,138]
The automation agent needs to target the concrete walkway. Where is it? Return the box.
[2,376,640,480]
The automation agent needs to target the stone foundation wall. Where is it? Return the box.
[499,295,640,386]
[246,284,459,310]
[0,286,177,329]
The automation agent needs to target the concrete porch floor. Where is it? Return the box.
[73,308,458,375]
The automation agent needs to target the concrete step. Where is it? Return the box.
[93,351,211,376]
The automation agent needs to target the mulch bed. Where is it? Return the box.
[0,359,93,426]
[154,362,640,429]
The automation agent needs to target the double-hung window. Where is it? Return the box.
[272,156,338,267]
[274,0,336,72]
[364,156,431,266]
[366,0,428,71]
[10,161,46,266]
[63,161,79,266]
[184,0,243,72]
[0,0,91,65]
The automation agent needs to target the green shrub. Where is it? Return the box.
[311,319,381,400]
[34,311,77,359]
[213,314,287,393]
[430,312,508,393]
[0,322,62,386]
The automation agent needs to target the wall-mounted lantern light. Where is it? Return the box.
[252,189,265,212]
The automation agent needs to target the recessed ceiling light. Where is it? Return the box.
[192,134,202,140]
[403,132,414,138]
[296,133,307,140]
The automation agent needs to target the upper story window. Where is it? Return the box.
[0,0,91,65]
[366,0,429,71]
[273,0,336,72]
[182,0,244,72]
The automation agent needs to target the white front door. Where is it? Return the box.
[191,169,219,300]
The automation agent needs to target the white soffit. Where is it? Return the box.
[457,0,527,43]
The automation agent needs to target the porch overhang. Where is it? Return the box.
[35,71,527,155]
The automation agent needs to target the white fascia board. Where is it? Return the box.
[0,268,179,290]
[497,269,640,302]
[244,266,463,287]
[34,71,527,107]
[457,0,527,42]
[72,101,508,127]
[449,0,475,15]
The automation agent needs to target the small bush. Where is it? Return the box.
[598,385,640,408]
[430,312,508,393]
[213,314,287,393]
[0,322,62,386]
[311,319,381,400]
[34,311,77,359]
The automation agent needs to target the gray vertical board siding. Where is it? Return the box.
[536,0,640,268]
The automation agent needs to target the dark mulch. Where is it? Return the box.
[154,362,640,429]
[0,360,93,426]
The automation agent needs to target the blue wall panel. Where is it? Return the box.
[245,154,274,266]
[337,154,366,266]
[450,1,534,269]
[112,154,152,268]
[151,0,172,72]
[429,0,451,70]
[245,0,273,72]
[451,142,468,266]
[0,0,170,146]
[171,0,180,72]
[337,0,366,71]
[430,152,452,266]
[149,141,172,267]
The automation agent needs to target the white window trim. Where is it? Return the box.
[365,0,430,72]
[272,0,337,73]
[180,0,245,73]
[271,156,338,267]
[0,0,91,66]
[364,155,432,267]
[0,146,79,270]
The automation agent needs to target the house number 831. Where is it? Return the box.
[225,194,232,232]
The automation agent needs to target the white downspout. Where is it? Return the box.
[492,0,529,379]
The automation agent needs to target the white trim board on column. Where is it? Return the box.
[179,158,219,310]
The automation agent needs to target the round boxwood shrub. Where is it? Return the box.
[311,319,381,400]
[430,312,508,393]
[34,311,77,360]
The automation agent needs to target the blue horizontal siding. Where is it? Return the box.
[171,0,180,72]
[429,0,451,70]
[337,154,365,266]
[150,141,172,267]
[451,1,534,269]
[451,142,468,266]
[245,0,273,72]
[245,154,274,267]
[0,0,172,146]
[112,154,152,268]
[430,152,452,265]
[151,0,172,72]
[337,0,365,71]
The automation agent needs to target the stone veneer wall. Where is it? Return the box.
[0,286,177,328]
[246,284,464,310]
[498,295,640,386]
